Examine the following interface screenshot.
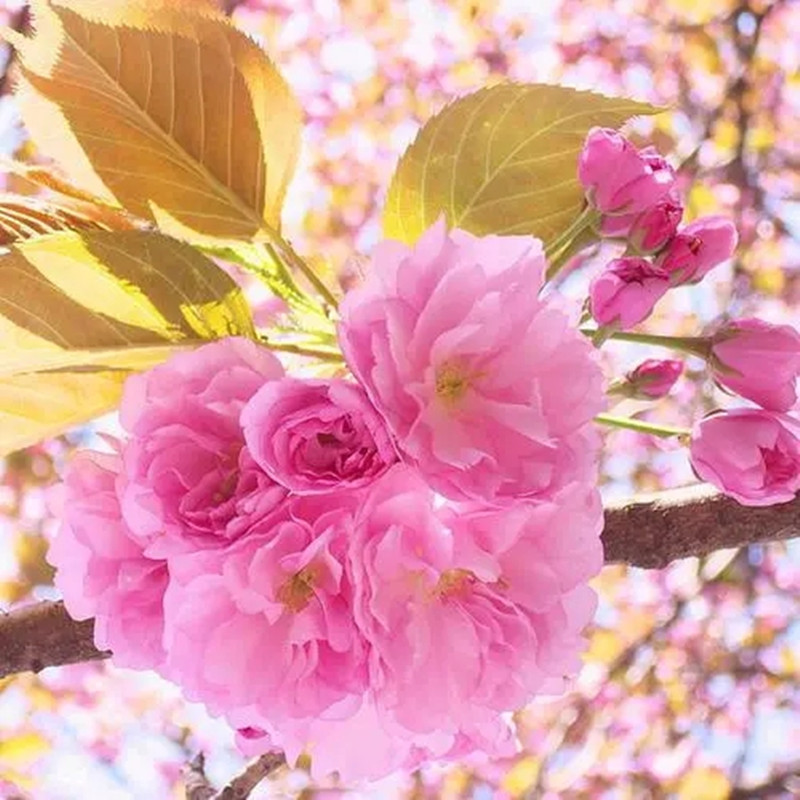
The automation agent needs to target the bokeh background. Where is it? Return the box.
[1,0,799,797]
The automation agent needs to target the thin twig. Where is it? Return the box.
[184,754,216,800]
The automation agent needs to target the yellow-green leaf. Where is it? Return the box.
[0,193,135,245]
[384,83,660,246]
[0,732,49,765]
[0,229,254,455]
[677,767,731,800]
[6,0,302,244]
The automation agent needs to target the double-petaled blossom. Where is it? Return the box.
[120,338,287,557]
[162,491,368,723]
[690,409,800,506]
[657,216,738,285]
[47,447,168,670]
[232,698,515,783]
[338,219,605,504]
[352,468,602,748]
[623,359,684,399]
[578,127,675,214]
[709,318,800,412]
[589,257,670,329]
[166,466,602,782]
[242,378,398,494]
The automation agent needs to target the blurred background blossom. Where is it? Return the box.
[1,0,799,797]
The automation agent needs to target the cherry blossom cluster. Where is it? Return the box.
[48,224,606,781]
[46,124,800,783]
[581,127,739,328]
[580,127,800,507]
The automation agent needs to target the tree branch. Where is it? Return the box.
[729,759,800,799]
[217,753,285,799]
[183,752,285,800]
[2,486,800,679]
[184,754,216,800]
[0,600,109,679]
[601,485,800,569]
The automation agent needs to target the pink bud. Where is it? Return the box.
[690,409,800,506]
[710,318,800,411]
[626,359,683,399]
[589,257,670,330]
[578,128,675,214]
[657,216,738,284]
[600,190,683,252]
[629,191,684,252]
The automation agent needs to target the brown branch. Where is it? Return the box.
[184,754,216,800]
[601,484,800,569]
[729,760,800,799]
[183,752,285,800]
[217,753,285,799]
[1,486,800,678]
[0,600,108,679]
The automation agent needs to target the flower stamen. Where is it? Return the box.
[278,567,317,612]
[436,364,470,404]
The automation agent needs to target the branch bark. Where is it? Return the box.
[0,600,109,678]
[2,486,800,679]
[601,484,800,569]
[183,752,285,800]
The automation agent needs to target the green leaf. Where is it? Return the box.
[0,229,254,455]
[383,83,661,246]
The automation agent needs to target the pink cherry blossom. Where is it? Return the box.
[710,318,800,411]
[578,128,675,214]
[220,466,602,782]
[690,409,800,506]
[350,467,600,736]
[589,257,670,329]
[162,492,367,723]
[241,378,398,494]
[47,447,168,670]
[120,338,287,557]
[232,699,515,783]
[625,359,684,399]
[657,215,738,284]
[338,219,604,503]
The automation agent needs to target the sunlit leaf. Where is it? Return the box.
[6,0,302,244]
[677,767,731,800]
[384,83,660,246]
[0,229,253,455]
[0,193,135,244]
[0,733,49,765]
[0,158,126,208]
[666,0,736,25]
[502,757,541,797]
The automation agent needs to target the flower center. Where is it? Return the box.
[761,446,796,484]
[434,568,474,598]
[278,567,316,612]
[212,470,238,505]
[436,364,469,404]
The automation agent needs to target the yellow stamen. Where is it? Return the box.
[278,567,316,612]
[436,364,469,403]
[435,568,474,598]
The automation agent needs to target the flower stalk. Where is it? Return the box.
[595,413,690,440]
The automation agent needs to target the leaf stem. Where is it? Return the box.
[595,413,690,439]
[269,230,340,311]
[580,328,711,357]
[545,205,601,280]
[258,337,344,362]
